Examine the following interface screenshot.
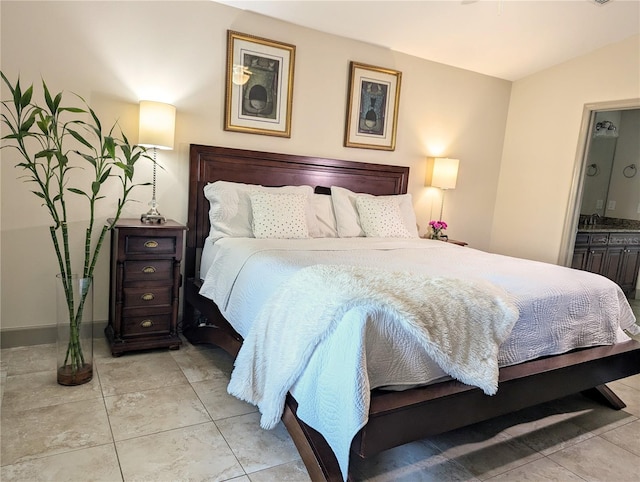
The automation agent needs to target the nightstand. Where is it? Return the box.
[446,238,468,247]
[422,236,468,247]
[105,219,186,356]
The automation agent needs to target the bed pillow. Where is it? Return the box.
[204,181,317,241]
[250,191,310,239]
[311,193,338,238]
[330,186,419,238]
[355,196,412,238]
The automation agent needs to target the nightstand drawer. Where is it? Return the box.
[123,286,172,307]
[122,314,171,337]
[125,235,177,255]
[124,260,173,281]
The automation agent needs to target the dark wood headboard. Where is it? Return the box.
[185,144,410,279]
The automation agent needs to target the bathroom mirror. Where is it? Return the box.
[580,108,640,222]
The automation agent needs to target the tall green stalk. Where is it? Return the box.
[1,73,149,375]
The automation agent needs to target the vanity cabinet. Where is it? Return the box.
[572,231,640,297]
[610,234,640,295]
[106,219,186,355]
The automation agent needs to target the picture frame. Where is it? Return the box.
[224,30,296,137]
[344,62,402,151]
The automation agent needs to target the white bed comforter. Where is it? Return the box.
[199,237,637,480]
[228,264,519,424]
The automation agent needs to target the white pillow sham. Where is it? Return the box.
[311,193,338,238]
[355,196,412,238]
[204,181,318,242]
[250,191,310,239]
[330,185,419,238]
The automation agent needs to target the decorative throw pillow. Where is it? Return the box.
[355,196,412,238]
[203,181,317,241]
[250,191,310,239]
[330,186,419,238]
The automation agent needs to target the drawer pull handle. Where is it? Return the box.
[141,293,155,301]
[144,240,159,248]
[142,266,156,274]
[140,320,154,328]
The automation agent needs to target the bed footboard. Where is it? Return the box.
[281,340,640,481]
[353,340,640,457]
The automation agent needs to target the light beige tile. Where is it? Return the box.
[427,422,542,480]
[0,444,121,482]
[96,351,188,396]
[171,344,234,383]
[547,393,637,435]
[105,384,210,441]
[0,397,112,465]
[600,419,640,456]
[500,404,595,455]
[568,405,636,436]
[485,457,585,482]
[4,342,640,481]
[549,435,640,481]
[606,380,640,417]
[248,459,311,482]
[350,439,478,482]
[191,374,257,421]
[2,370,102,412]
[92,335,113,359]
[4,344,56,376]
[0,366,6,409]
[616,372,640,391]
[216,412,300,474]
[1,348,9,373]
[117,422,244,481]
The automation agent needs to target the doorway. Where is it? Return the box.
[561,99,640,297]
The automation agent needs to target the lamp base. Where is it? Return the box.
[141,208,166,224]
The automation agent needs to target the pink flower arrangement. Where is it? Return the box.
[428,220,448,239]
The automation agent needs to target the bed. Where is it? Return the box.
[182,143,640,482]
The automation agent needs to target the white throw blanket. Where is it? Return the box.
[227,264,520,431]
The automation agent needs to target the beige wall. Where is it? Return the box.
[491,35,640,264]
[1,1,512,331]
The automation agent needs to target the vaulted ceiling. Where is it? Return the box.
[214,0,640,80]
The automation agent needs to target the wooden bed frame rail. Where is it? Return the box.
[272,341,640,481]
[182,144,640,482]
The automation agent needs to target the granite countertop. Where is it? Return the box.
[578,218,640,233]
[578,226,640,233]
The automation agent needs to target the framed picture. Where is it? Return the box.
[344,62,402,151]
[224,31,296,137]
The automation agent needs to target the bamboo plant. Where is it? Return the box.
[1,73,149,383]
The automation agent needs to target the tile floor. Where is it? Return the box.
[1,299,639,481]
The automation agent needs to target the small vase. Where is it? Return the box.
[56,274,94,386]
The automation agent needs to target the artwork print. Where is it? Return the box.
[241,53,279,120]
[225,31,295,137]
[345,62,402,151]
[358,79,389,136]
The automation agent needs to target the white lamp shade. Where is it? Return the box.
[426,157,459,190]
[138,101,176,150]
